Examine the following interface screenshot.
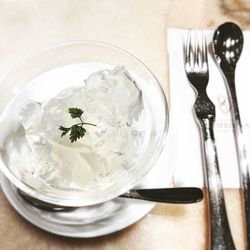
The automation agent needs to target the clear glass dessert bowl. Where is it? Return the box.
[0,41,169,207]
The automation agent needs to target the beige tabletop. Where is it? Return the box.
[0,0,249,249]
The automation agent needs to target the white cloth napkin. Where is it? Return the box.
[167,28,250,188]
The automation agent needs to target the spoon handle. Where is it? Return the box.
[120,187,203,204]
[223,71,250,245]
[19,187,204,212]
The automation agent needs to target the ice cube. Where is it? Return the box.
[85,66,143,124]
[19,66,145,190]
[20,101,42,131]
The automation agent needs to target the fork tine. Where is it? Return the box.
[185,30,192,65]
[201,32,208,64]
[184,30,208,75]
[184,30,209,88]
[194,31,199,66]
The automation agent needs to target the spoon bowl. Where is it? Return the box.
[213,22,243,70]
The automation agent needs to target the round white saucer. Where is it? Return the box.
[0,120,178,238]
[1,173,155,237]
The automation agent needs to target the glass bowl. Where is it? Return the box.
[0,41,169,207]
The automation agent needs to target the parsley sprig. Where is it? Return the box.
[59,107,96,143]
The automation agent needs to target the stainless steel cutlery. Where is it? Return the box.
[212,22,250,247]
[19,187,204,211]
[184,31,236,249]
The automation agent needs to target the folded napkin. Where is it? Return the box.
[167,28,250,188]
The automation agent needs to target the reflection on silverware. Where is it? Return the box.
[19,187,204,212]
[212,21,250,248]
[184,30,235,249]
[120,187,203,204]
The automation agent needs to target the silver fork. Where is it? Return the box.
[184,31,236,249]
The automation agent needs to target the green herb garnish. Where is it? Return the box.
[59,107,96,143]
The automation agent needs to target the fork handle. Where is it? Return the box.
[198,117,236,250]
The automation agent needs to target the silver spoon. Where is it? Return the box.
[18,187,203,211]
[212,22,250,246]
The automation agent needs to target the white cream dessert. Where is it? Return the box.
[11,66,145,192]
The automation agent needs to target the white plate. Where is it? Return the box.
[1,173,154,238]
[0,122,178,238]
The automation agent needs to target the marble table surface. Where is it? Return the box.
[0,0,249,249]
